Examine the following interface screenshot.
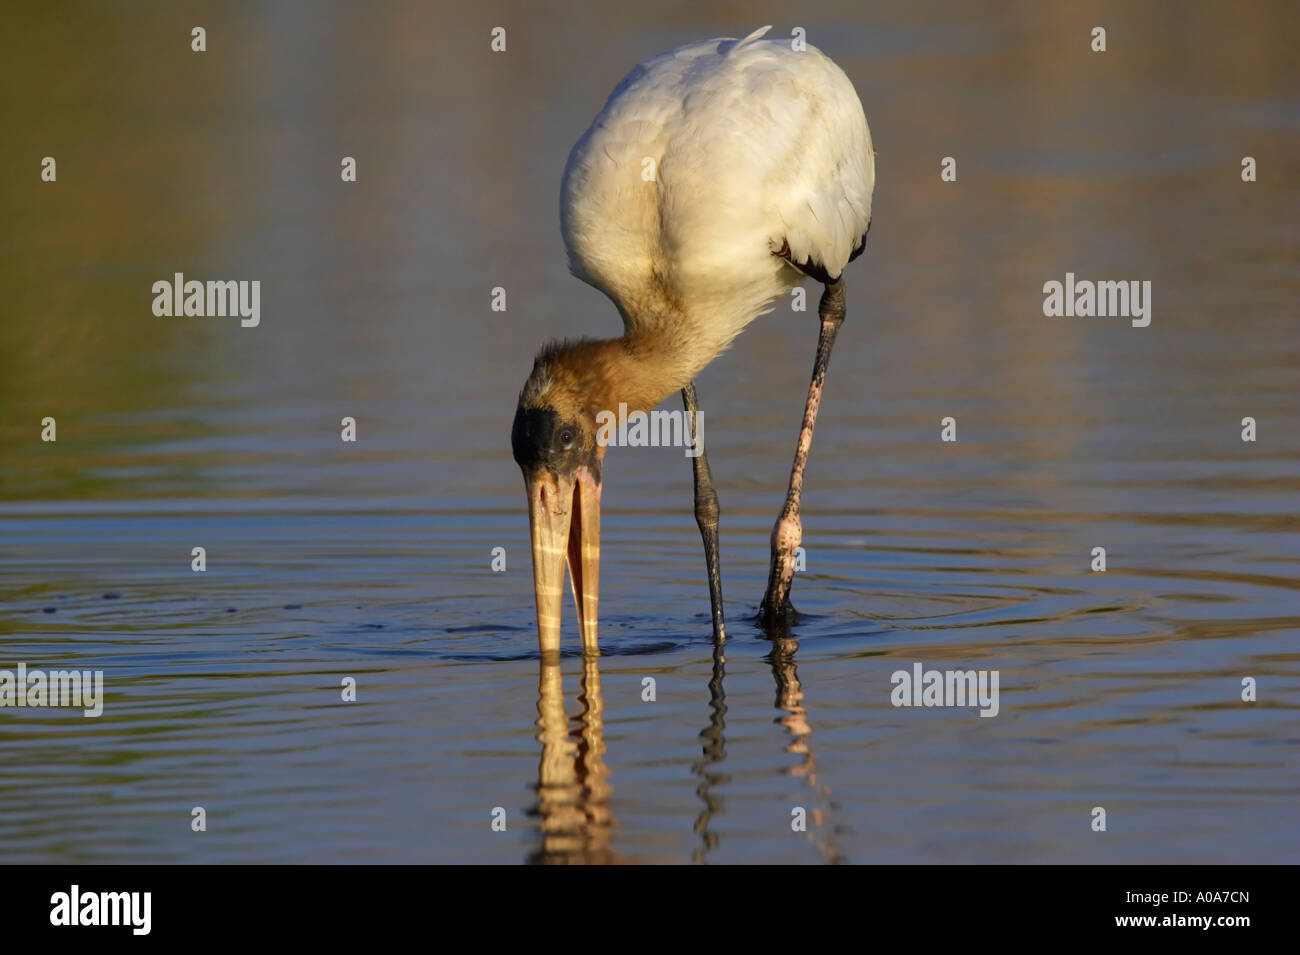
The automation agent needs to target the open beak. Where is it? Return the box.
[524,466,601,654]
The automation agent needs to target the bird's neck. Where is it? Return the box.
[578,330,697,416]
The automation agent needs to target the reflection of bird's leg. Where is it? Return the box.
[769,637,812,769]
[691,640,729,863]
[760,278,846,630]
[682,382,726,641]
[767,635,844,864]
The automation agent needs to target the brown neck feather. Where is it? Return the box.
[554,331,692,420]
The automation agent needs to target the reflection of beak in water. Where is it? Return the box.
[769,635,843,864]
[529,654,616,864]
[691,641,729,864]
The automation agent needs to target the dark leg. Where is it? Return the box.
[758,277,846,629]
[682,382,726,642]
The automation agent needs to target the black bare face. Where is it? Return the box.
[511,404,599,481]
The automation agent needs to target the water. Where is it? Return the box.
[1,1,1297,863]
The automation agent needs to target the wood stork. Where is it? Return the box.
[511,25,875,653]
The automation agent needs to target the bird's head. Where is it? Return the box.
[511,340,607,654]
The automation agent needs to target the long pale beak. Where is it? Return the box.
[524,466,601,654]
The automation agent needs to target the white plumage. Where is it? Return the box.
[560,26,875,377]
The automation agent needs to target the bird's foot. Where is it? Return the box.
[758,514,801,632]
[756,594,798,635]
[758,555,799,635]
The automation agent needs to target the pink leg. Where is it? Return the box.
[759,278,845,629]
